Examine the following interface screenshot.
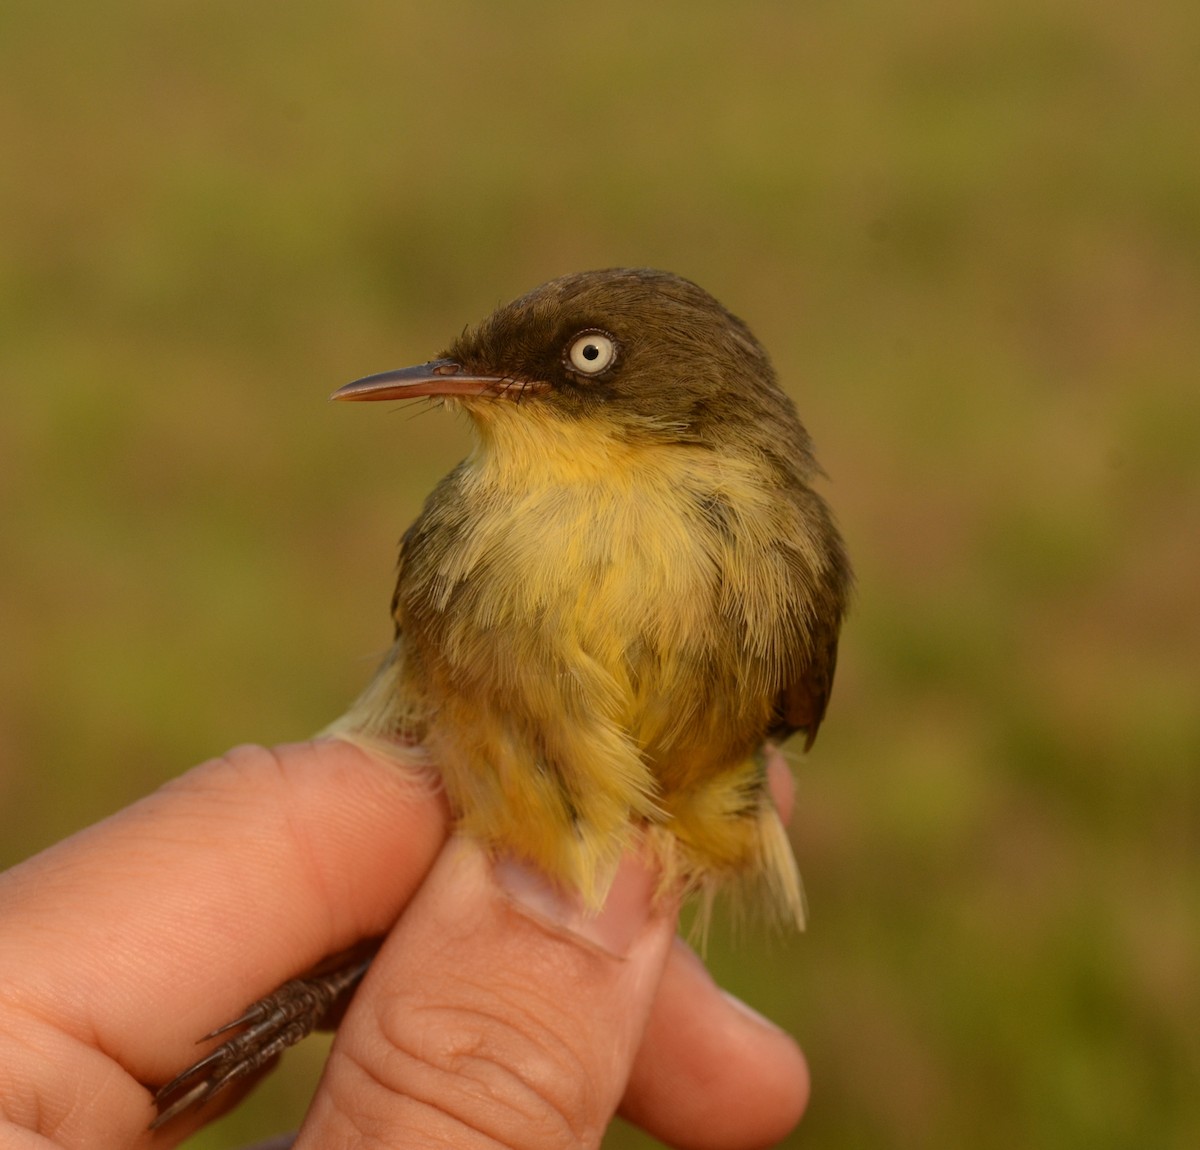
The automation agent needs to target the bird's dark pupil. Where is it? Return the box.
[583,344,599,360]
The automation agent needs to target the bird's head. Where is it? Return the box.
[334,268,813,464]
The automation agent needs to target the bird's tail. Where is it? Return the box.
[650,753,806,944]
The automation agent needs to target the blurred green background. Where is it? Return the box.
[2,1,1197,1147]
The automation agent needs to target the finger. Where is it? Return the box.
[619,938,809,1149]
[296,840,678,1149]
[765,743,795,824]
[0,739,447,1119]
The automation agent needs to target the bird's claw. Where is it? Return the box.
[151,950,375,1128]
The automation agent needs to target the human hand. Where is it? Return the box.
[0,740,808,1148]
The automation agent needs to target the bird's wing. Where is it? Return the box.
[769,611,841,752]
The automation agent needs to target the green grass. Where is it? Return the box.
[2,2,1198,1146]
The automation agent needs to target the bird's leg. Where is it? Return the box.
[150,938,382,1129]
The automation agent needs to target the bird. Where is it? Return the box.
[152,267,851,1126]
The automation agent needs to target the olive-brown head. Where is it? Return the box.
[333,267,815,470]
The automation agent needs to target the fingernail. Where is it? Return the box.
[492,855,581,925]
[671,937,786,1033]
[720,988,787,1033]
[494,853,655,957]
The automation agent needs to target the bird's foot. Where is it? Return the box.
[151,943,378,1128]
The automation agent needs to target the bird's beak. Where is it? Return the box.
[331,359,515,402]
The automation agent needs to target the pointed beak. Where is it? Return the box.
[331,359,518,402]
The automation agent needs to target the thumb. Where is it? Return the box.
[295,837,678,1150]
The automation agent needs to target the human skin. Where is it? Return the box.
[0,739,808,1149]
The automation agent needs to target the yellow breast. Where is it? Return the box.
[332,404,818,917]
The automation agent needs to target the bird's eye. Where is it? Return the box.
[566,331,618,376]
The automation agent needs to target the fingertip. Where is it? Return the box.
[765,744,795,825]
[620,938,809,1150]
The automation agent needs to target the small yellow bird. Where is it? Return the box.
[154,267,851,1124]
[327,266,850,920]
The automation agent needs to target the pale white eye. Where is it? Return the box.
[566,331,617,375]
